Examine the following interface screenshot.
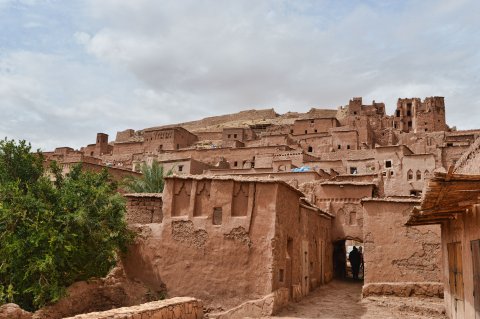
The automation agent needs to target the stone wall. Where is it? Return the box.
[63,297,202,319]
[125,194,163,224]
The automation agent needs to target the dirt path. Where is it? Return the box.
[267,280,447,319]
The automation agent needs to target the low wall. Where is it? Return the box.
[63,297,202,319]
[209,288,289,319]
[362,282,444,298]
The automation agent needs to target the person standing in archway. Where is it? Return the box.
[349,246,361,280]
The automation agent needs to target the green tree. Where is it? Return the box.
[123,160,172,193]
[0,139,132,311]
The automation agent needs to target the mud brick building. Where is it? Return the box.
[43,96,480,317]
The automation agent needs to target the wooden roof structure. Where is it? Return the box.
[407,167,480,226]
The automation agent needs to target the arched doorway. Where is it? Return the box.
[333,237,364,281]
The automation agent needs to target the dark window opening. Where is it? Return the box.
[90,151,94,156]
[425,128,428,132]
[290,129,293,134]
[228,134,231,138]
[353,111,357,115]
[338,145,341,149]
[307,146,313,152]
[390,171,394,176]
[416,171,422,180]
[213,207,222,225]
[408,121,412,128]
[234,161,238,167]
[310,120,314,124]
[279,269,285,282]
[176,144,180,149]
[234,134,237,138]
[385,160,392,168]
[447,143,453,147]
[314,129,318,133]
[396,110,400,117]
[347,145,351,150]
[305,130,308,134]
[350,167,357,175]
[178,165,184,172]
[407,111,412,116]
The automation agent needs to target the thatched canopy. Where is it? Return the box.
[407,167,480,226]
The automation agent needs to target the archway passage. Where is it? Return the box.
[333,238,364,281]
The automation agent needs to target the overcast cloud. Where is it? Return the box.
[0,0,479,150]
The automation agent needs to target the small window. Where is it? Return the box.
[353,111,357,115]
[290,129,293,134]
[178,165,184,172]
[234,134,237,138]
[90,151,94,156]
[382,171,387,177]
[447,143,453,147]
[228,134,231,138]
[279,269,285,282]
[416,170,422,180]
[408,121,412,128]
[347,145,350,150]
[305,130,308,134]
[159,144,163,150]
[310,120,314,124]
[349,211,357,225]
[385,160,392,168]
[407,111,412,116]
[407,170,413,180]
[410,190,420,196]
[425,128,428,132]
[213,207,222,225]
[234,161,238,167]
[314,129,318,133]
[307,146,313,152]
[393,123,397,129]
[350,167,357,175]
[338,145,341,149]
[176,144,180,149]
[390,171,394,176]
[396,110,400,117]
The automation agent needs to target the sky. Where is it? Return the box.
[1,0,479,151]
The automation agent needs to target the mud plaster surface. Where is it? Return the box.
[265,280,446,319]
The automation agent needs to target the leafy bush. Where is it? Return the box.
[0,139,133,311]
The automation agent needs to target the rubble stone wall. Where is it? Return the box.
[63,297,202,319]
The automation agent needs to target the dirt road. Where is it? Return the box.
[268,280,446,319]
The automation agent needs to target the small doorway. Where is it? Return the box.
[333,239,364,281]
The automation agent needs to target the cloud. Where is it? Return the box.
[1,0,480,150]
[78,0,480,126]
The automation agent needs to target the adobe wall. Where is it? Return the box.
[308,183,374,242]
[125,194,163,224]
[122,178,278,310]
[362,199,442,297]
[112,142,144,157]
[292,118,338,135]
[331,129,359,151]
[271,185,333,299]
[63,297,202,319]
